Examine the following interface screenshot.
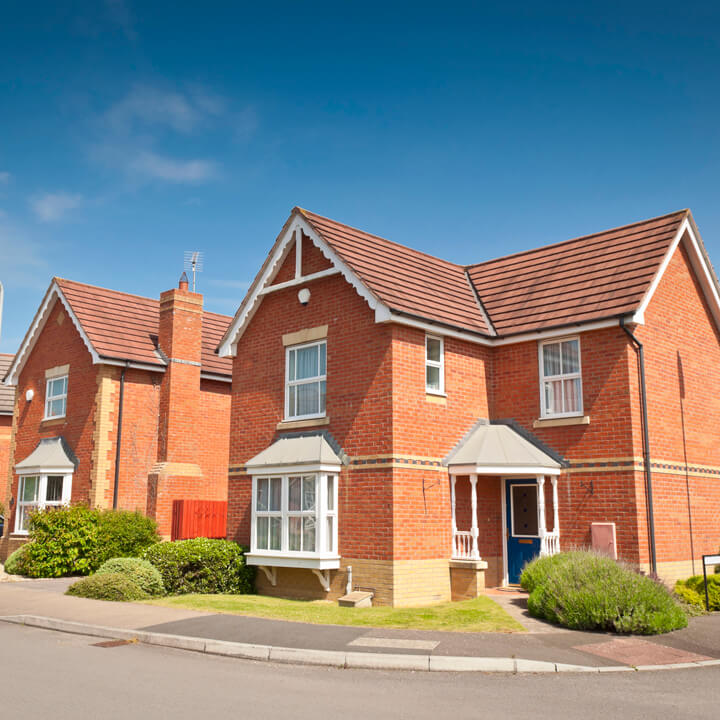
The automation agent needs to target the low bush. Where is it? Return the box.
[96,557,165,596]
[520,551,586,594]
[675,575,720,611]
[20,505,160,578]
[143,538,255,595]
[66,572,149,602]
[4,543,31,576]
[525,551,687,634]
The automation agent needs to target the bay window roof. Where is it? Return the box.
[246,434,344,473]
[15,437,78,474]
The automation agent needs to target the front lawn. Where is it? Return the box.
[146,593,524,632]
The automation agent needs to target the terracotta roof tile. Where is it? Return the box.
[467,210,688,335]
[55,279,231,376]
[0,354,15,413]
[299,209,490,334]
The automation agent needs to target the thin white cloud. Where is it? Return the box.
[0,171,11,184]
[0,220,49,290]
[30,192,83,222]
[128,152,217,183]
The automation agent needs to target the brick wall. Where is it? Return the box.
[0,414,12,512]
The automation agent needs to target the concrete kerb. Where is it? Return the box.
[3,615,720,674]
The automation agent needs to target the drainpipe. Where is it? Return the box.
[112,363,129,510]
[620,317,657,575]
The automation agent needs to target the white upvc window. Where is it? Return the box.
[44,375,68,420]
[14,472,72,534]
[251,472,338,558]
[285,341,327,420]
[425,335,444,394]
[539,337,583,418]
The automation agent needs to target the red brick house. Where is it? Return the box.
[221,207,720,606]
[0,354,15,516]
[0,276,232,560]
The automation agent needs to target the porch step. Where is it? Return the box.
[338,591,373,608]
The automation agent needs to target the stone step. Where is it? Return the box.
[338,591,373,608]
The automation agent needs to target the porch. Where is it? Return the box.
[444,421,564,588]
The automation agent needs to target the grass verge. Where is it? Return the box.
[145,593,524,632]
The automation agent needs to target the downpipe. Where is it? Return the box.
[620,317,657,575]
[112,363,129,509]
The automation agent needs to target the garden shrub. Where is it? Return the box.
[520,551,586,594]
[96,557,165,596]
[143,538,255,595]
[90,510,160,567]
[4,543,31,576]
[21,505,160,578]
[675,575,720,611]
[66,572,149,602]
[525,551,687,634]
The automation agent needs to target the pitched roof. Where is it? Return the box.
[55,279,231,376]
[467,210,689,335]
[299,209,491,334]
[246,435,343,470]
[0,354,15,413]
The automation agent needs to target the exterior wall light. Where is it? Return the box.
[298,288,311,305]
[25,388,34,402]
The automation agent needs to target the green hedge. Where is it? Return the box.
[96,557,165,597]
[4,544,31,575]
[522,551,687,634]
[18,505,159,578]
[66,572,149,602]
[675,575,720,611]
[143,538,255,595]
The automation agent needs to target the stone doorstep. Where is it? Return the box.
[337,591,373,608]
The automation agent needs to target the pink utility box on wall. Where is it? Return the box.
[591,522,618,559]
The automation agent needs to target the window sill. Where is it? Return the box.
[533,415,590,428]
[425,393,447,405]
[40,417,66,427]
[245,552,341,570]
[276,416,330,431]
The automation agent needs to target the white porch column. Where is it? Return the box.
[470,474,480,560]
[450,475,457,557]
[551,475,559,534]
[537,475,546,548]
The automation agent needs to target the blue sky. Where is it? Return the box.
[1,1,720,352]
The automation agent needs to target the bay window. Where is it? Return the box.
[285,341,326,420]
[250,472,338,562]
[15,472,72,534]
[539,337,583,417]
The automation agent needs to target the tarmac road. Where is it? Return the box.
[2,622,719,720]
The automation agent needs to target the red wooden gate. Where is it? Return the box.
[171,500,227,541]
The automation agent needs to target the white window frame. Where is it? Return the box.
[538,336,583,418]
[14,471,73,535]
[44,374,68,420]
[284,340,327,421]
[249,469,339,566]
[425,334,445,395]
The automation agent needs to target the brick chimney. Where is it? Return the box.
[156,273,203,464]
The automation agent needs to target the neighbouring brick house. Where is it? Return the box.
[221,207,720,606]
[0,276,232,561]
[0,354,15,517]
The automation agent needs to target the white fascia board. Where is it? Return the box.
[218,212,390,357]
[16,466,75,475]
[490,318,626,346]
[246,463,342,476]
[245,553,341,570]
[386,313,494,346]
[4,282,101,386]
[448,464,561,476]
[101,358,165,373]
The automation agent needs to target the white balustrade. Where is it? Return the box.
[540,530,560,557]
[453,531,473,560]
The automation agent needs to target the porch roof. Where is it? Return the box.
[444,422,562,476]
[245,435,343,472]
[15,437,78,474]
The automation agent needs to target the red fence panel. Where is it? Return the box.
[171,500,228,541]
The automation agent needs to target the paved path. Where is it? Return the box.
[1,578,719,670]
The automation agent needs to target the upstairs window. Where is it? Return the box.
[540,337,582,417]
[45,375,68,420]
[425,335,444,394]
[286,341,326,420]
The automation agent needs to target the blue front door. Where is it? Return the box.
[506,479,541,584]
